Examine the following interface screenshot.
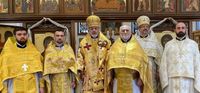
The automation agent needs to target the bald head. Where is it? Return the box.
[175,22,187,38]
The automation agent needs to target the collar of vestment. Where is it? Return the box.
[16,42,27,48]
[176,36,186,41]
[90,34,99,40]
[55,43,64,50]
[55,43,64,47]
[139,34,148,38]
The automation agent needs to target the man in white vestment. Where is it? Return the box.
[159,22,200,93]
[135,15,163,93]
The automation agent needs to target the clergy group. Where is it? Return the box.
[0,14,199,93]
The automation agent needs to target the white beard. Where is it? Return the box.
[121,35,131,41]
[91,33,98,39]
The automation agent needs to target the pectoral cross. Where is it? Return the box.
[22,64,28,71]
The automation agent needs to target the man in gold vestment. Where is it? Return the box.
[107,25,153,93]
[43,29,77,93]
[0,27,44,93]
[77,15,111,93]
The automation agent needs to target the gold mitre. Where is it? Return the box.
[136,15,150,27]
[86,15,101,27]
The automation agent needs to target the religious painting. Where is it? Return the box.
[14,0,34,13]
[101,21,122,43]
[4,31,13,42]
[132,0,151,12]
[155,0,176,13]
[0,26,15,52]
[78,22,88,35]
[91,0,127,14]
[161,33,173,47]
[43,36,54,49]
[180,0,200,12]
[101,21,121,35]
[154,31,175,48]
[64,0,87,15]
[192,31,200,51]
[39,0,59,14]
[0,0,8,13]
[34,32,54,53]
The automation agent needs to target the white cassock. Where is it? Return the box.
[135,30,163,93]
[160,38,200,93]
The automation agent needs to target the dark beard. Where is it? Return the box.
[17,40,27,46]
[56,40,63,44]
[176,32,186,38]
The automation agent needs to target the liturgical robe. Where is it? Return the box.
[107,36,153,93]
[135,30,163,93]
[160,38,200,93]
[0,37,43,93]
[77,32,111,93]
[43,42,77,93]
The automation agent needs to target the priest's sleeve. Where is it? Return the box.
[194,44,200,92]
